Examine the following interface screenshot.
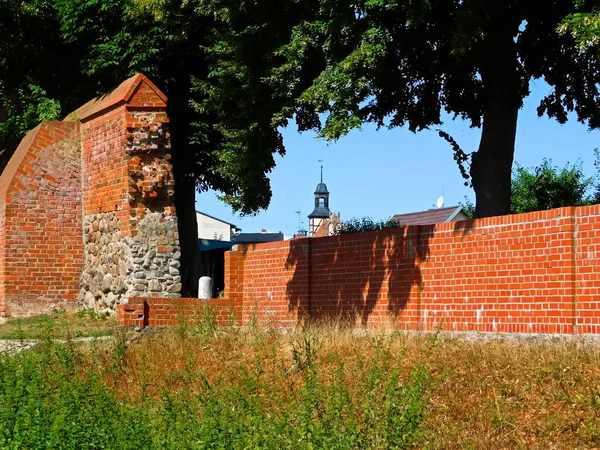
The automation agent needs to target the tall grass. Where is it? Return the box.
[3,315,600,449]
[0,324,433,449]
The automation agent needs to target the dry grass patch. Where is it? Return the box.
[103,325,600,449]
[0,308,117,340]
[4,315,600,449]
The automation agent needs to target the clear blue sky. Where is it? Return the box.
[196,80,600,238]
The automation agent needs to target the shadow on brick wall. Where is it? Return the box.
[284,226,432,328]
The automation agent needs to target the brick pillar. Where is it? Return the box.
[75,74,181,313]
[224,245,245,322]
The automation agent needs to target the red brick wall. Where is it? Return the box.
[118,297,241,327]
[575,205,600,333]
[222,205,600,334]
[80,106,130,227]
[0,195,5,316]
[79,81,170,235]
[0,122,83,316]
[78,74,180,311]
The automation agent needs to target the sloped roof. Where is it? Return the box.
[232,232,284,244]
[196,211,240,230]
[66,73,167,123]
[0,124,42,200]
[0,122,79,200]
[391,205,464,226]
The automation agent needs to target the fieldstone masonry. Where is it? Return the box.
[0,74,181,317]
[126,212,181,297]
[81,212,130,312]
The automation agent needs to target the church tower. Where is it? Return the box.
[308,164,331,236]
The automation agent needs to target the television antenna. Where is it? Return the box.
[436,196,444,209]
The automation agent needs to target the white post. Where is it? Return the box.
[198,276,213,300]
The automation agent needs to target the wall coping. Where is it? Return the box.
[231,204,600,253]
[65,73,168,123]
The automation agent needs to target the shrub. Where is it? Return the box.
[333,217,400,235]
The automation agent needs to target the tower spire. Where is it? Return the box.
[309,160,331,236]
[319,159,323,183]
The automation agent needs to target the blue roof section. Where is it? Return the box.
[198,239,235,251]
[314,182,329,194]
[232,232,284,244]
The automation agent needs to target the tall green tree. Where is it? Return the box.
[0,0,86,166]
[0,0,306,295]
[190,0,600,218]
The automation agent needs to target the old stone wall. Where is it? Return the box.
[80,212,130,312]
[0,73,181,317]
[127,212,181,297]
[76,74,180,312]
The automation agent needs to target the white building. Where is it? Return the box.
[196,211,240,241]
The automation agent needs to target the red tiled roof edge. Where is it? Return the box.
[65,73,168,123]
[391,205,462,226]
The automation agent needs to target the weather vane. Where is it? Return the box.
[295,210,301,230]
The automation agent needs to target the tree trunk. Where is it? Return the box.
[168,87,202,298]
[470,98,519,218]
[173,175,202,297]
[470,19,522,219]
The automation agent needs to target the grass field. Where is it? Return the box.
[0,308,117,340]
[1,313,600,449]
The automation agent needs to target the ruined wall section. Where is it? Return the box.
[78,75,180,312]
[125,107,180,298]
[79,106,130,311]
[0,122,83,316]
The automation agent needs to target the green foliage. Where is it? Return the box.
[193,302,218,341]
[0,334,432,449]
[0,309,115,340]
[461,158,595,216]
[194,0,600,217]
[0,84,61,139]
[510,159,593,214]
[559,0,600,49]
[333,216,401,235]
[333,217,401,236]
[0,0,69,155]
[54,0,170,78]
[460,196,476,220]
[291,333,321,372]
[266,0,600,132]
[0,342,151,449]
[437,129,471,186]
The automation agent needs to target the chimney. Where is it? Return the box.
[261,228,267,233]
